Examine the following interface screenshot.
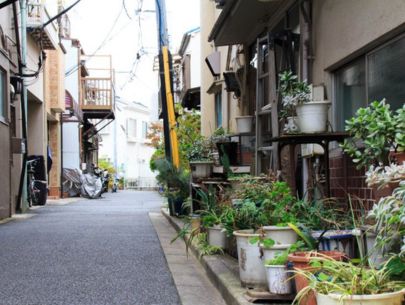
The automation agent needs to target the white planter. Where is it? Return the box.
[233,230,267,288]
[208,225,227,248]
[235,116,254,133]
[296,101,330,133]
[316,290,405,305]
[262,244,290,262]
[265,265,293,295]
[263,226,298,245]
[284,116,299,133]
[190,161,213,179]
[365,232,386,268]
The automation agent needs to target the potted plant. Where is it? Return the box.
[392,104,405,164]
[341,100,404,170]
[262,181,298,244]
[188,138,213,179]
[264,242,303,295]
[154,158,190,216]
[279,70,330,133]
[293,257,405,305]
[211,127,238,166]
[235,115,254,133]
[198,187,227,249]
[231,200,269,288]
[366,180,404,267]
[286,225,346,305]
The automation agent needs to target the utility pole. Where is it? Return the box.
[154,0,179,168]
[16,0,29,210]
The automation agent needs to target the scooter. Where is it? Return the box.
[111,179,118,193]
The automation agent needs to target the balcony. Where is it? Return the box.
[27,0,58,50]
[80,55,114,120]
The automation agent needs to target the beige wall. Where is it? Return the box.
[200,1,242,136]
[312,0,405,95]
[200,0,216,137]
[44,47,65,198]
[0,5,17,218]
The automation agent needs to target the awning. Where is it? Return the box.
[181,87,200,110]
[64,90,83,122]
[208,0,285,46]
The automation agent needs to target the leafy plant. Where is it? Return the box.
[366,163,405,187]
[265,241,306,265]
[171,222,200,257]
[221,200,268,236]
[292,256,405,304]
[290,198,349,230]
[367,181,405,255]
[279,70,311,118]
[263,181,297,226]
[394,104,405,152]
[195,233,224,258]
[341,100,399,169]
[187,138,213,162]
[234,177,274,205]
[154,158,190,201]
[196,187,224,228]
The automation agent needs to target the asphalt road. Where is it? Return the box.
[0,191,181,305]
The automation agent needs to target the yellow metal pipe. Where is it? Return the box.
[162,46,180,168]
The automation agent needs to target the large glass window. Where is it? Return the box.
[367,35,405,111]
[334,34,405,130]
[335,58,366,130]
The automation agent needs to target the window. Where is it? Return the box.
[126,118,137,139]
[142,121,148,139]
[335,58,366,130]
[334,34,405,130]
[367,35,405,111]
[0,69,6,121]
[215,92,222,128]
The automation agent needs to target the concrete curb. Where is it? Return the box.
[161,208,264,305]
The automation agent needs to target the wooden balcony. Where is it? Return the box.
[80,55,114,120]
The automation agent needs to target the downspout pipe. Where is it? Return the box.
[14,0,28,211]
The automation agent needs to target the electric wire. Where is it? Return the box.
[65,3,125,77]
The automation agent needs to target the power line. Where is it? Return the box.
[123,0,132,20]
[65,4,125,77]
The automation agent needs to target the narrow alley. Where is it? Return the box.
[0,191,198,305]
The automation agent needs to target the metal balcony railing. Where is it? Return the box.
[26,0,58,50]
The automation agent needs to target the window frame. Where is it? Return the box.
[0,64,9,126]
[332,32,405,131]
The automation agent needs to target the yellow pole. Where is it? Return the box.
[162,46,180,168]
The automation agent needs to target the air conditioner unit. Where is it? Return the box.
[301,144,324,158]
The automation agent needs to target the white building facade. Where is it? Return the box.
[99,101,157,189]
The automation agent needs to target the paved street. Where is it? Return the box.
[0,191,181,305]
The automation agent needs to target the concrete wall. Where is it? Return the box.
[310,0,405,206]
[312,0,405,102]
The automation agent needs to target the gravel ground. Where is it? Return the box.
[0,191,180,305]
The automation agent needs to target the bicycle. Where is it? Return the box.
[27,159,40,207]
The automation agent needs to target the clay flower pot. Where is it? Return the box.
[288,251,346,305]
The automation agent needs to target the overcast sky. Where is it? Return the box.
[67,0,200,113]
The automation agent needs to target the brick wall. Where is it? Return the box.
[329,152,375,211]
